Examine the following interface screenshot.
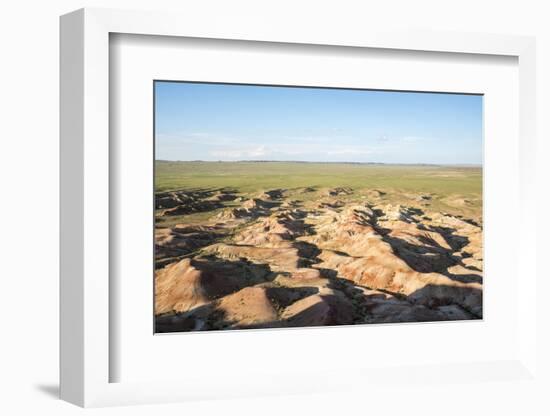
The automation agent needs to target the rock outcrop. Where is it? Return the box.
[155,187,483,332]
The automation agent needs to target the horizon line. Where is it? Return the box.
[155,159,482,167]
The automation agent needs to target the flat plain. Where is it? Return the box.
[155,161,482,332]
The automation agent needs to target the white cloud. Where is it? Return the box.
[158,132,412,161]
[157,133,239,146]
[206,143,379,160]
[210,145,268,159]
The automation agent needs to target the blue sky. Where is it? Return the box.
[155,81,483,165]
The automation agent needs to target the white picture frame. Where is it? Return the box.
[60,7,539,408]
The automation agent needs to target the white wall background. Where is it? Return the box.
[0,0,548,414]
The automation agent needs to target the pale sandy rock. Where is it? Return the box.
[216,287,278,327]
[282,292,354,327]
[155,259,210,314]
[202,243,303,271]
[155,257,271,314]
[274,274,330,289]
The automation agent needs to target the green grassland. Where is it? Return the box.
[155,160,483,224]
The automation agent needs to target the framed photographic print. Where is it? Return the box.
[60,7,540,409]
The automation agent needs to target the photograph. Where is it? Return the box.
[154,81,483,333]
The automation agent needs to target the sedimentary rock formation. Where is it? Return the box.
[154,188,483,332]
